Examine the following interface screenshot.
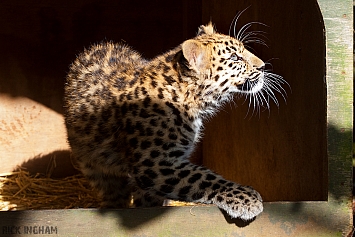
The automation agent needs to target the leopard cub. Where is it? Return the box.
[64,22,286,220]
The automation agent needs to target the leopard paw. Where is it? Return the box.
[214,185,263,221]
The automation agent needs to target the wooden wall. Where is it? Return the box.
[0,0,326,202]
[0,0,201,176]
[199,0,327,201]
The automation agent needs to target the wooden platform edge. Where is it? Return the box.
[0,202,351,237]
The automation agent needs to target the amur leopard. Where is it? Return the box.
[64,22,286,221]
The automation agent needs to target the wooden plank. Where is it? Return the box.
[0,0,198,176]
[201,0,327,202]
[0,203,349,236]
[319,0,354,200]
[316,0,353,235]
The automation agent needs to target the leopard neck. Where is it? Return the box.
[140,47,226,121]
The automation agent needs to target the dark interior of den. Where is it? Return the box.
[0,0,326,202]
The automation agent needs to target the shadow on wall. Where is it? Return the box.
[327,125,353,201]
[15,150,78,178]
[0,0,198,114]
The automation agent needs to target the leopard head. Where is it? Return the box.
[181,22,287,112]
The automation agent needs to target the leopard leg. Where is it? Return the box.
[131,187,166,207]
[133,158,263,221]
[82,166,132,208]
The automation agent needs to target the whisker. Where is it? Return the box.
[265,58,280,64]
[229,12,240,37]
[237,22,269,41]
[228,11,289,117]
[239,30,268,43]
[265,73,291,94]
[258,90,270,110]
[244,44,256,53]
[265,87,280,107]
[243,39,269,48]
[264,62,274,71]
[229,6,251,38]
[236,22,254,40]
[265,80,285,97]
[237,71,290,118]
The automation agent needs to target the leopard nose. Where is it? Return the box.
[243,50,265,70]
[257,65,265,71]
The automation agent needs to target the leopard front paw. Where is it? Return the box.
[213,185,263,221]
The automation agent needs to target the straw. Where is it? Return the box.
[0,167,197,211]
[0,168,100,211]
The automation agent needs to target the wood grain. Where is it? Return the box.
[200,0,327,201]
[0,203,350,236]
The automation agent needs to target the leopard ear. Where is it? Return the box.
[182,39,210,72]
[197,22,215,36]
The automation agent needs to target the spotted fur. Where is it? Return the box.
[64,22,285,220]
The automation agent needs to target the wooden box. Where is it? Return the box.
[0,0,352,236]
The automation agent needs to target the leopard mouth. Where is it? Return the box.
[236,77,264,93]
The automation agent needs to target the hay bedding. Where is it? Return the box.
[0,168,101,211]
[0,168,193,211]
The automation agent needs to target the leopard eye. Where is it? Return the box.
[230,53,243,61]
